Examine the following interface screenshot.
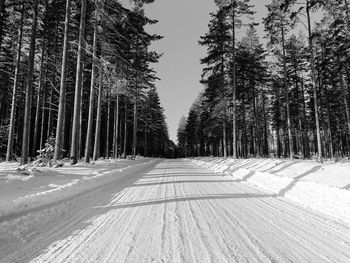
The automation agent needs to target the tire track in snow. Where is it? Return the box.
[179,181,229,263]
[26,162,161,263]
[204,175,344,262]
[189,176,273,263]
[191,163,350,262]
[102,175,163,263]
[190,184,262,262]
[217,182,350,261]
[160,172,168,257]
[32,182,143,262]
[176,178,212,263]
[121,168,167,262]
[7,159,350,263]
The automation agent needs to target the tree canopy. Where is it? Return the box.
[178,0,350,160]
[0,0,173,164]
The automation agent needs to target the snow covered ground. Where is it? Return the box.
[1,159,350,262]
[191,157,350,225]
[0,158,154,219]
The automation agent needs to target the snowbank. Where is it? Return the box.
[191,157,350,225]
[0,158,155,219]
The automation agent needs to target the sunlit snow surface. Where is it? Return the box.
[0,159,153,218]
[1,159,350,262]
[192,157,350,224]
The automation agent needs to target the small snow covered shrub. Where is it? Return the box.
[34,137,63,168]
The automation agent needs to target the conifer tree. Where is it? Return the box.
[70,0,87,165]
[6,3,24,161]
[215,0,254,158]
[264,0,295,158]
[54,0,71,161]
[21,0,39,165]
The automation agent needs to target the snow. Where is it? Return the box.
[15,160,350,262]
[0,158,154,219]
[1,159,350,262]
[191,157,350,225]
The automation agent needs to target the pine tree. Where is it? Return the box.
[199,8,231,157]
[281,0,327,160]
[6,3,24,161]
[21,0,39,165]
[264,0,296,158]
[216,0,254,158]
[70,0,87,165]
[54,0,71,161]
[237,26,267,157]
[84,3,98,163]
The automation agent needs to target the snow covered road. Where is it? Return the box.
[2,159,350,263]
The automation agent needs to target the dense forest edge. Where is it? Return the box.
[1,0,350,165]
[0,0,177,165]
[177,0,350,161]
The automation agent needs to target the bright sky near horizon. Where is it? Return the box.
[144,0,268,143]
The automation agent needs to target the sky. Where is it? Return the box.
[143,0,268,143]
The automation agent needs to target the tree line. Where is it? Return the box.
[177,0,350,160]
[0,0,175,165]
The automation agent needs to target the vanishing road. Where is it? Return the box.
[2,159,350,262]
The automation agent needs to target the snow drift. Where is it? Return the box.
[0,158,155,220]
[191,157,350,225]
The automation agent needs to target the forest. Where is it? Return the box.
[0,0,176,165]
[177,0,350,161]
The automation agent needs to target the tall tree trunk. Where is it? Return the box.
[306,1,322,161]
[252,87,260,157]
[231,7,237,158]
[132,95,137,158]
[106,90,111,158]
[113,91,119,159]
[78,64,85,159]
[70,0,86,164]
[240,80,248,158]
[46,86,53,141]
[338,55,350,157]
[32,43,46,157]
[262,94,269,156]
[84,9,98,163]
[320,48,334,158]
[6,4,24,161]
[113,102,117,158]
[300,79,310,158]
[275,85,282,157]
[39,78,47,150]
[241,99,247,158]
[119,107,123,157]
[21,0,39,165]
[281,18,293,159]
[223,123,227,158]
[54,0,71,160]
[123,101,127,158]
[294,63,303,157]
[144,126,147,157]
[93,55,103,161]
[223,100,227,158]
[324,87,334,158]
